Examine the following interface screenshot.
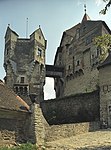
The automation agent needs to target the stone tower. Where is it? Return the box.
[4,26,47,104]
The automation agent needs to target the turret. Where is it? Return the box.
[30,26,47,65]
[4,26,18,71]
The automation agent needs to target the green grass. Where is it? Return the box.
[0,143,38,150]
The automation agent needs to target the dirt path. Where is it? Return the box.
[46,129,111,149]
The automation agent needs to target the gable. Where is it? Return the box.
[5,26,18,39]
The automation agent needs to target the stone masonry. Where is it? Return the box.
[54,14,111,98]
[4,26,47,104]
[1,11,111,149]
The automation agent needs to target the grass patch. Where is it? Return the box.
[0,143,38,150]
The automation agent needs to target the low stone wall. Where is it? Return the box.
[0,110,31,146]
[45,121,100,142]
[41,90,100,125]
[0,104,101,147]
[32,104,100,143]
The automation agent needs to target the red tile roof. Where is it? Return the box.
[0,80,30,112]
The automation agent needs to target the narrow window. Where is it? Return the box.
[16,87,18,93]
[38,48,42,57]
[21,77,24,83]
[7,48,9,55]
[39,36,41,40]
[77,60,80,66]
[97,47,102,57]
[24,87,28,94]
[20,87,23,95]
[68,65,71,74]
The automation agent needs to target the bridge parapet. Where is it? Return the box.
[46,65,64,78]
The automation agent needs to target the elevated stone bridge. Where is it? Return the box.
[45,65,64,78]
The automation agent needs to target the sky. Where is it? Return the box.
[0,0,111,99]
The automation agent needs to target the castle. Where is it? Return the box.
[53,12,111,128]
[54,13,111,98]
[1,11,111,148]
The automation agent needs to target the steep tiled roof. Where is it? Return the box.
[65,23,81,37]
[0,80,30,112]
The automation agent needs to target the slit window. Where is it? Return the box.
[77,60,80,66]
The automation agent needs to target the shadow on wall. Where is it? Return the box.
[41,90,100,125]
[0,113,36,145]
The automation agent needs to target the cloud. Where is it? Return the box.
[95,0,104,6]
[44,77,55,100]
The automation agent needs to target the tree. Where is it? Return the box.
[93,34,111,62]
[100,0,111,14]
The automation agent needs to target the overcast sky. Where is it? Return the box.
[0,0,111,99]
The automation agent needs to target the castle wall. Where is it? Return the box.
[30,103,46,147]
[28,104,100,145]
[0,98,100,147]
[0,110,31,146]
[41,90,100,125]
[99,65,111,127]
[45,121,100,142]
[64,68,99,96]
[54,23,102,98]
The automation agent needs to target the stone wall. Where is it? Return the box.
[45,121,100,142]
[0,110,31,146]
[30,103,46,146]
[64,71,98,96]
[54,21,103,98]
[30,104,100,144]
[99,65,111,127]
[0,103,101,147]
[41,90,100,125]
[64,51,99,96]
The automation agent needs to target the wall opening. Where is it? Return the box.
[44,77,55,100]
